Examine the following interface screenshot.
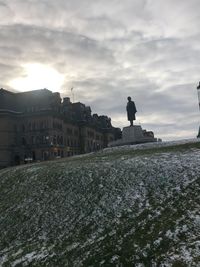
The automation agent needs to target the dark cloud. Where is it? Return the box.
[0,0,200,140]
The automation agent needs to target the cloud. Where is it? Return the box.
[0,0,200,140]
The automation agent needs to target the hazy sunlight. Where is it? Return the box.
[9,63,64,92]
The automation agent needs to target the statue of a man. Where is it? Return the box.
[126,96,137,126]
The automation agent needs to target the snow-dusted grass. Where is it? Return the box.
[0,139,200,266]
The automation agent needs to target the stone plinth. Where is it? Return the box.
[108,125,157,147]
[122,126,144,142]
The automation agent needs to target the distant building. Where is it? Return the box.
[0,88,121,168]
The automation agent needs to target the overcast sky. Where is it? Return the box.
[0,0,200,140]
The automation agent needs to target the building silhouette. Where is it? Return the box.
[0,88,121,168]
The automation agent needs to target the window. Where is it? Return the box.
[32,122,36,130]
[67,128,73,135]
[36,136,40,144]
[60,136,63,145]
[31,136,36,144]
[22,137,26,145]
[57,136,60,144]
[74,130,78,136]
[53,135,57,145]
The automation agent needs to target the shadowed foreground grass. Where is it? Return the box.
[0,140,200,266]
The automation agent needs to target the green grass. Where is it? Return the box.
[0,140,200,266]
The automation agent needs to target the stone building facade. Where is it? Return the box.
[0,88,121,168]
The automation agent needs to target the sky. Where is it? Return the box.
[0,0,200,140]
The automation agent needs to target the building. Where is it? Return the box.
[0,88,121,168]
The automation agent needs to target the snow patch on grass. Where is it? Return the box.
[0,139,200,266]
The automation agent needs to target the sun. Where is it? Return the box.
[9,63,65,92]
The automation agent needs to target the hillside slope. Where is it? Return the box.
[0,140,200,266]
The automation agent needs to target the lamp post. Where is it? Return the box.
[197,82,200,138]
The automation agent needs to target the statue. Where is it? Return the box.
[126,96,137,126]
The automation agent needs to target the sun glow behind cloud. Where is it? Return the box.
[9,63,64,92]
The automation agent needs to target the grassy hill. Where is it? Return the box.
[0,140,200,266]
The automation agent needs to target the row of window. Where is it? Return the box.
[87,130,103,141]
[53,122,62,130]
[15,123,79,137]
[21,135,79,147]
[15,122,49,132]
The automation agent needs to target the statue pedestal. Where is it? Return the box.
[108,125,157,147]
[122,126,144,142]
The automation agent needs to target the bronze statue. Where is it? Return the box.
[126,96,137,126]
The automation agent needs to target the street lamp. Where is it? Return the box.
[197,82,200,138]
